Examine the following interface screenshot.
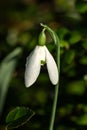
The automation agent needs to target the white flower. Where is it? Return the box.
[25,45,58,87]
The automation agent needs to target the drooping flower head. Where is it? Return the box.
[25,26,59,87]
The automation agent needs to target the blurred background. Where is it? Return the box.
[0,0,87,130]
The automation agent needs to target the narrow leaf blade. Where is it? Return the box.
[0,47,22,117]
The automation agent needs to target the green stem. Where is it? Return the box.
[49,84,59,130]
[49,38,60,130]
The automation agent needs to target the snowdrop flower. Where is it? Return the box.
[25,45,58,87]
[25,29,58,87]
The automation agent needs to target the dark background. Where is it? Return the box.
[0,0,87,130]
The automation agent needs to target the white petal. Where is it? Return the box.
[45,46,58,85]
[25,46,41,87]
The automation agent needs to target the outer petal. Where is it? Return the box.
[45,46,58,85]
[25,46,41,87]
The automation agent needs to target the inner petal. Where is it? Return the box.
[38,46,46,65]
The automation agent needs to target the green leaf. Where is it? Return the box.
[0,47,22,116]
[57,27,69,40]
[72,114,87,125]
[69,31,81,44]
[60,40,69,49]
[82,40,87,50]
[64,50,75,64]
[79,56,87,65]
[6,107,35,129]
[66,80,85,95]
[76,2,87,13]
[76,114,87,125]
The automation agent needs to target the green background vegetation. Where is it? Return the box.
[0,0,87,130]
